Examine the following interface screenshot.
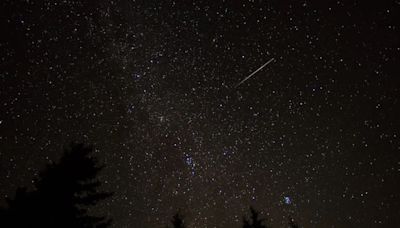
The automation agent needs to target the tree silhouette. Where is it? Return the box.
[0,143,112,227]
[168,212,186,228]
[243,207,269,228]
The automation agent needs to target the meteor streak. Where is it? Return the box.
[235,57,275,88]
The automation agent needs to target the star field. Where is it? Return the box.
[1,1,400,227]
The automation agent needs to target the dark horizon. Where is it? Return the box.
[1,1,399,227]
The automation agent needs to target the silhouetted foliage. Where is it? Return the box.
[168,212,186,228]
[0,143,112,228]
[243,207,269,228]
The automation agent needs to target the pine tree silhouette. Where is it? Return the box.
[0,143,112,227]
[242,207,269,228]
[168,212,186,228]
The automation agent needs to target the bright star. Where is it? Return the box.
[284,196,291,205]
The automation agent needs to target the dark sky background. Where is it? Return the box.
[1,0,400,227]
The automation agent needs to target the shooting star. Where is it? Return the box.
[235,57,275,88]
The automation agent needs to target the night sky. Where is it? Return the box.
[1,1,400,227]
